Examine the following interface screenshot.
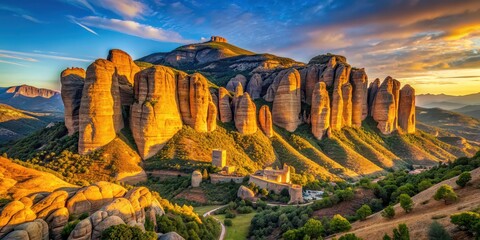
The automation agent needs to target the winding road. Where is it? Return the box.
[203,205,227,240]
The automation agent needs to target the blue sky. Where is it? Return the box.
[1,0,480,95]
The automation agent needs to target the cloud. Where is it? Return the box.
[67,15,98,35]
[0,50,91,62]
[75,16,193,43]
[0,4,44,23]
[62,0,151,19]
[60,0,96,13]
[0,59,28,67]
[0,53,38,62]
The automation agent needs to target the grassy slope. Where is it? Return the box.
[215,212,257,240]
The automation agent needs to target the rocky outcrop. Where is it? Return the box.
[191,170,202,187]
[190,74,215,132]
[258,105,273,137]
[350,69,368,127]
[60,68,85,135]
[218,87,233,123]
[303,64,325,104]
[231,83,244,113]
[367,78,380,116]
[46,208,68,240]
[341,83,353,127]
[4,219,49,240]
[330,63,351,130]
[392,79,401,129]
[177,72,192,125]
[398,85,416,134]
[226,74,247,92]
[78,59,123,154]
[264,70,288,102]
[31,191,68,219]
[311,82,330,140]
[159,232,185,240]
[207,101,217,132]
[107,49,140,106]
[235,93,257,134]
[320,56,337,87]
[130,66,183,159]
[66,181,127,215]
[246,73,262,100]
[372,77,397,134]
[0,199,36,238]
[210,36,227,43]
[272,68,301,132]
[237,186,255,200]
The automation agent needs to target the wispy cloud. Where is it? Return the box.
[67,15,98,35]
[74,16,193,43]
[62,0,151,19]
[0,50,91,62]
[0,53,37,62]
[0,59,28,67]
[60,0,96,14]
[0,4,44,23]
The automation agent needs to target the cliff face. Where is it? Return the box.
[272,68,302,132]
[61,68,85,135]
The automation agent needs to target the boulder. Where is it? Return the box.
[91,216,124,240]
[367,78,380,116]
[398,85,416,134]
[3,230,29,240]
[237,186,255,200]
[218,87,233,123]
[235,93,257,134]
[350,69,368,127]
[226,74,247,92]
[107,49,140,106]
[130,66,183,159]
[78,59,123,154]
[158,232,185,240]
[67,218,91,240]
[0,200,36,239]
[191,170,202,187]
[101,198,136,224]
[372,77,397,134]
[272,68,302,132]
[12,219,48,240]
[258,105,273,137]
[124,187,164,225]
[46,207,69,240]
[341,83,353,127]
[60,68,85,135]
[31,190,68,219]
[311,82,331,140]
[66,181,127,215]
[246,73,262,100]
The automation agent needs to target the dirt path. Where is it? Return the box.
[204,205,227,240]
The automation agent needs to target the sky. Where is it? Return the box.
[0,0,479,95]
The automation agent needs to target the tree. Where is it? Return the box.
[329,214,351,233]
[392,224,410,240]
[339,233,363,240]
[356,204,372,221]
[418,179,432,192]
[450,211,480,231]
[381,205,395,219]
[224,219,232,226]
[283,229,298,240]
[202,169,209,180]
[303,218,324,239]
[428,221,451,240]
[456,172,471,188]
[399,194,414,213]
[434,185,458,204]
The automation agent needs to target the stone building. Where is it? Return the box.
[191,170,202,187]
[212,149,226,168]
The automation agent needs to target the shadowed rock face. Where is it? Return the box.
[246,73,263,100]
[350,69,368,127]
[218,87,232,123]
[130,66,183,160]
[372,77,397,135]
[107,49,140,106]
[235,93,257,134]
[61,68,85,135]
[368,78,381,116]
[272,68,301,132]
[231,83,244,113]
[302,64,326,104]
[226,74,247,92]
[311,82,330,140]
[258,105,273,137]
[79,59,123,154]
[189,73,216,132]
[399,84,416,134]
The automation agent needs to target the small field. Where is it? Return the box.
[193,205,223,216]
[215,212,257,240]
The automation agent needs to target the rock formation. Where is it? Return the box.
[66,181,127,215]
[177,72,192,126]
[107,49,140,106]
[207,101,217,132]
[130,66,183,159]
[311,82,330,140]
[258,105,273,137]
[0,199,36,238]
[78,59,123,154]
[264,70,288,102]
[60,68,85,135]
[226,74,247,92]
[231,83,244,113]
[246,73,263,100]
[350,69,368,127]
[341,83,353,127]
[320,56,337,87]
[191,170,202,187]
[330,62,351,130]
[398,85,416,134]
[272,68,301,132]
[392,79,401,129]
[367,78,380,116]
[235,93,257,134]
[209,36,227,43]
[218,87,233,123]
[303,64,325,104]
[237,186,255,200]
[372,77,397,134]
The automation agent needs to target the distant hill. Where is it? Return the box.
[0,104,63,144]
[451,105,480,119]
[0,84,64,112]
[416,92,480,110]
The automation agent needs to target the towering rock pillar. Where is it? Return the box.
[311,82,331,140]
[79,59,123,154]
[218,87,233,123]
[246,73,262,100]
[107,49,140,105]
[272,68,302,132]
[392,79,401,129]
[398,85,416,134]
[303,65,325,104]
[258,105,273,137]
[61,68,85,135]
[189,73,212,132]
[235,93,257,134]
[342,83,353,127]
[330,63,351,130]
[350,69,368,127]
[372,77,396,135]
[130,66,183,159]
[367,78,380,116]
[177,72,192,125]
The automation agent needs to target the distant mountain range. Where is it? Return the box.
[0,84,64,112]
[416,92,480,119]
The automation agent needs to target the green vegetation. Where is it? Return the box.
[339,233,364,240]
[329,214,352,233]
[356,204,372,221]
[433,185,458,204]
[428,221,451,240]
[383,224,410,240]
[399,194,414,213]
[101,224,156,240]
[450,211,480,236]
[381,205,395,219]
[216,212,256,240]
[61,220,80,240]
[456,172,472,188]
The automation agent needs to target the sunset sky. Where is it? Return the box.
[1,0,479,95]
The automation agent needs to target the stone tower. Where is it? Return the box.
[212,149,226,168]
[209,36,227,43]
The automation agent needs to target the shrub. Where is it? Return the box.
[450,211,480,232]
[356,204,372,221]
[381,205,395,219]
[283,229,298,240]
[339,233,363,240]
[224,219,233,226]
[434,185,458,204]
[61,220,80,240]
[456,172,471,188]
[303,218,323,239]
[237,206,254,214]
[392,223,410,240]
[225,210,236,219]
[399,194,414,213]
[418,180,433,192]
[428,221,451,240]
[329,214,351,233]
